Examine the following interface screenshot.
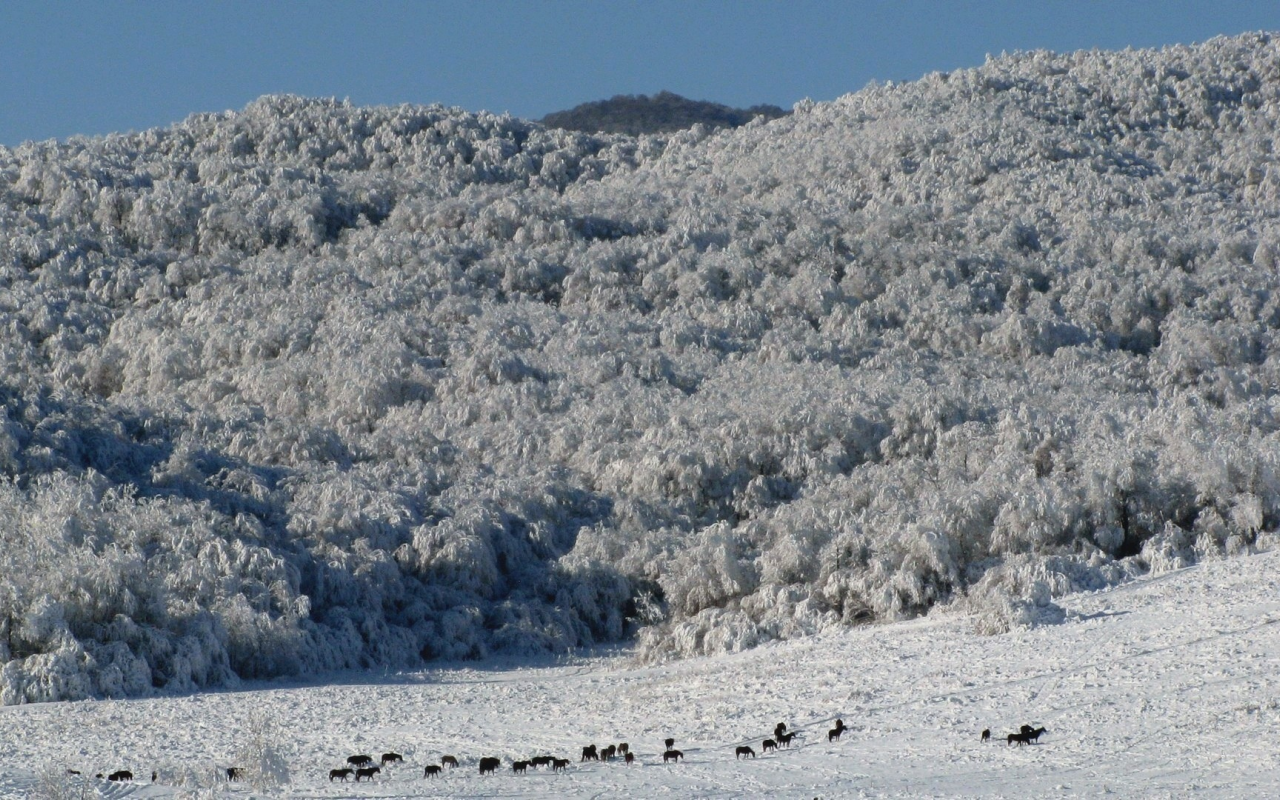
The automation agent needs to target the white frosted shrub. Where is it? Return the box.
[988,480,1081,554]
[550,554,631,642]
[963,554,1110,635]
[968,584,1067,636]
[659,524,757,618]
[32,762,88,800]
[432,605,487,660]
[1140,520,1197,575]
[86,640,155,698]
[641,606,763,660]
[410,515,501,597]
[216,594,305,678]
[0,642,95,704]
[235,710,292,789]
[758,532,819,587]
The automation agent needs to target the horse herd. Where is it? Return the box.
[980,724,1048,746]
[326,752,408,782]
[326,742,642,781]
[323,719,865,782]
[69,717,1047,786]
[67,766,243,785]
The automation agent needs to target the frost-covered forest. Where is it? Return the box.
[1,33,1279,704]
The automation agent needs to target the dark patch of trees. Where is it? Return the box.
[541,91,788,135]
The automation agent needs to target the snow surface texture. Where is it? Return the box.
[2,33,1280,699]
[2,549,1278,797]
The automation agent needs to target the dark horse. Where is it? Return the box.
[663,749,684,762]
[424,764,442,777]
[479,757,501,775]
[828,719,846,742]
[107,771,133,782]
[347,754,374,768]
[1021,725,1047,743]
[736,746,756,759]
[329,768,353,782]
[581,744,599,762]
[355,766,380,781]
[380,752,403,765]
[442,755,459,768]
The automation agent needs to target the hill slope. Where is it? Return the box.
[0,33,1279,701]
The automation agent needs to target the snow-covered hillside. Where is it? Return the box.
[2,33,1280,700]
[3,546,1279,797]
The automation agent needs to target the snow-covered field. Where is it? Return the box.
[5,548,1278,798]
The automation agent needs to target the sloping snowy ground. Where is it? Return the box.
[3,550,1279,798]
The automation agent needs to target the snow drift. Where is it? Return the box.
[1,33,1279,701]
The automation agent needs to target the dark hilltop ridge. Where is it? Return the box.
[540,90,789,134]
[0,33,1279,702]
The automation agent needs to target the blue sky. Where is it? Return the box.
[3,1,1278,146]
